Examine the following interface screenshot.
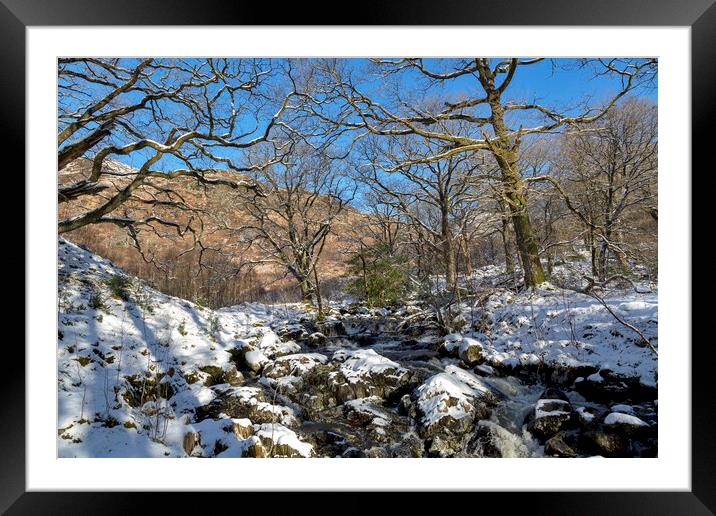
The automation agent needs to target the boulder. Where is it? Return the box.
[276,323,310,341]
[602,412,649,435]
[244,350,270,373]
[583,430,630,457]
[252,423,313,458]
[315,319,346,337]
[308,332,327,346]
[198,386,299,428]
[467,420,531,458]
[328,349,413,403]
[544,431,579,458]
[263,353,328,383]
[182,431,200,455]
[458,338,483,366]
[231,418,254,440]
[413,365,497,447]
[527,398,573,440]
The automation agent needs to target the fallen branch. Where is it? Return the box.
[587,291,658,356]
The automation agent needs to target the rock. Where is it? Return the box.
[575,369,652,402]
[602,412,649,435]
[263,353,328,383]
[223,365,244,386]
[398,394,417,418]
[244,350,270,373]
[308,332,327,346]
[387,433,424,458]
[583,430,630,457]
[242,436,267,458]
[437,334,462,356]
[254,332,301,359]
[182,431,200,455]
[527,399,573,440]
[539,387,570,403]
[427,435,459,457]
[197,364,243,386]
[252,423,313,457]
[342,397,395,443]
[363,447,390,458]
[458,338,483,366]
[414,365,497,447]
[467,420,531,458]
[276,323,309,341]
[231,418,253,439]
[315,320,346,337]
[198,386,299,428]
[328,349,413,403]
[544,431,579,458]
[610,404,635,414]
[574,406,599,428]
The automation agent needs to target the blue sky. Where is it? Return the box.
[59,57,657,177]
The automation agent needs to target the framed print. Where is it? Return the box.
[7,0,713,513]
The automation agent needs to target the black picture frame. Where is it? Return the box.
[6,0,711,513]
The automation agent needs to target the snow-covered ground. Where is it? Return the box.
[57,238,657,458]
[57,238,312,457]
[452,282,657,387]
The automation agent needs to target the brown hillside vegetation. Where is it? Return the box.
[60,158,363,307]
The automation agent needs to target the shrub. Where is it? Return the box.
[105,275,132,301]
[88,289,105,311]
[345,244,409,307]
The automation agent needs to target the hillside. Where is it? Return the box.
[59,157,363,307]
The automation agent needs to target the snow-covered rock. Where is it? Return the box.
[414,365,497,446]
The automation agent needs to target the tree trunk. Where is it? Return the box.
[298,278,315,304]
[509,199,546,287]
[489,95,546,287]
[460,236,473,276]
[500,208,515,275]
[441,208,457,290]
[313,266,323,317]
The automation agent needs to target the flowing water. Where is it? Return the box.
[294,330,615,458]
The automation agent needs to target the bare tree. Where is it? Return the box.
[357,133,481,290]
[58,58,297,254]
[304,57,655,287]
[535,98,658,280]
[229,143,355,309]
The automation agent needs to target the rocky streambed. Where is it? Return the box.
[186,307,658,458]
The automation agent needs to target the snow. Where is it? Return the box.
[534,399,571,419]
[415,366,496,427]
[587,372,605,383]
[254,332,301,358]
[244,350,269,370]
[333,348,407,384]
[604,412,648,427]
[56,238,304,458]
[459,338,482,354]
[610,404,635,414]
[344,397,391,426]
[454,270,658,386]
[57,236,658,458]
[252,423,313,457]
[272,353,328,375]
[575,406,596,423]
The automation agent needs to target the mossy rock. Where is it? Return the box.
[121,374,175,408]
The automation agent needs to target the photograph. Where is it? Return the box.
[56,56,660,459]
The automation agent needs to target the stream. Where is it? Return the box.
[241,312,658,458]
